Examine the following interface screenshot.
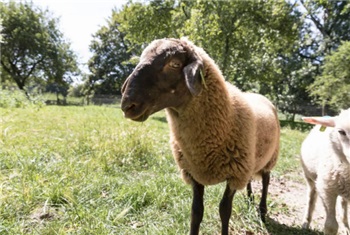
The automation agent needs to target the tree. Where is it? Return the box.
[299,0,350,112]
[95,0,300,91]
[89,0,329,119]
[0,1,79,95]
[119,0,182,46]
[120,0,300,87]
[309,41,350,110]
[299,0,350,60]
[87,9,140,95]
[182,1,300,90]
[0,17,2,43]
[118,0,304,118]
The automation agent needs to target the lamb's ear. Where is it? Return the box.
[183,55,204,96]
[302,116,336,127]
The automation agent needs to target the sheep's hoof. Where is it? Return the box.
[302,222,310,229]
[259,210,267,223]
[345,228,350,235]
[324,226,338,235]
[258,205,267,223]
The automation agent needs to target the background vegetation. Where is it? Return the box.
[1,0,350,118]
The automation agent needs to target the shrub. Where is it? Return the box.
[0,89,45,108]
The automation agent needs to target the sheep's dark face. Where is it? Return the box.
[121,39,203,122]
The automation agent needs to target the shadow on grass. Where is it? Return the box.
[265,217,323,235]
[45,100,121,108]
[45,100,84,106]
[151,116,167,123]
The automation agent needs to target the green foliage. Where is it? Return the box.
[0,89,45,108]
[300,0,350,58]
[119,0,180,45]
[89,0,303,103]
[2,0,350,117]
[183,0,300,87]
[0,1,80,92]
[299,0,350,111]
[0,17,3,43]
[116,0,300,87]
[309,41,350,110]
[87,10,140,95]
[68,84,85,97]
[272,53,316,120]
[86,0,350,116]
[0,105,310,234]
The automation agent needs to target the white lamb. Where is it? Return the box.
[301,108,350,235]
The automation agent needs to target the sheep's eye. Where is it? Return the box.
[338,130,347,136]
[168,59,182,69]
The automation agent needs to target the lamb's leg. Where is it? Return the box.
[302,178,317,229]
[190,179,204,235]
[259,171,270,222]
[340,197,350,234]
[219,183,236,235]
[320,192,338,235]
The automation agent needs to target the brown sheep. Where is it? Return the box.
[121,38,280,235]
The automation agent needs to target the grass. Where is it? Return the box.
[0,105,311,234]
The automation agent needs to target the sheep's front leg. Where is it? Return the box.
[259,171,270,222]
[190,179,204,235]
[340,197,350,234]
[219,183,236,235]
[302,178,317,229]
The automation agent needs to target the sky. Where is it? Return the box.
[30,0,128,73]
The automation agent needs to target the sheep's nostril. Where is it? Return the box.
[125,103,136,112]
[121,100,138,113]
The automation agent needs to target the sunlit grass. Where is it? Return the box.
[275,127,308,181]
[0,105,309,234]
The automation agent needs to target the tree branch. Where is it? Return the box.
[300,0,327,37]
[298,52,322,63]
[24,56,45,80]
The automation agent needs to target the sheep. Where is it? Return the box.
[301,108,350,235]
[120,38,280,235]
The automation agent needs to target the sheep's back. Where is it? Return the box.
[301,126,333,181]
[242,93,280,173]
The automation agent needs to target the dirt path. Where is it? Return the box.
[256,177,350,235]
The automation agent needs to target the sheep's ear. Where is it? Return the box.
[183,57,204,96]
[121,76,131,94]
[302,116,336,127]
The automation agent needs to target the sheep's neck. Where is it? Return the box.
[166,70,234,149]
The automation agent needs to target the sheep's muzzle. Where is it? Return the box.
[121,94,150,122]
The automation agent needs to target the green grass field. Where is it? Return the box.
[0,105,310,234]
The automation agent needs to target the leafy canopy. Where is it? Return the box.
[87,8,140,95]
[309,41,350,110]
[0,1,79,94]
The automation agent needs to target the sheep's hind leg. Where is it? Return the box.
[247,181,254,203]
[302,178,317,229]
[259,171,270,223]
[190,179,204,235]
[219,183,236,235]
